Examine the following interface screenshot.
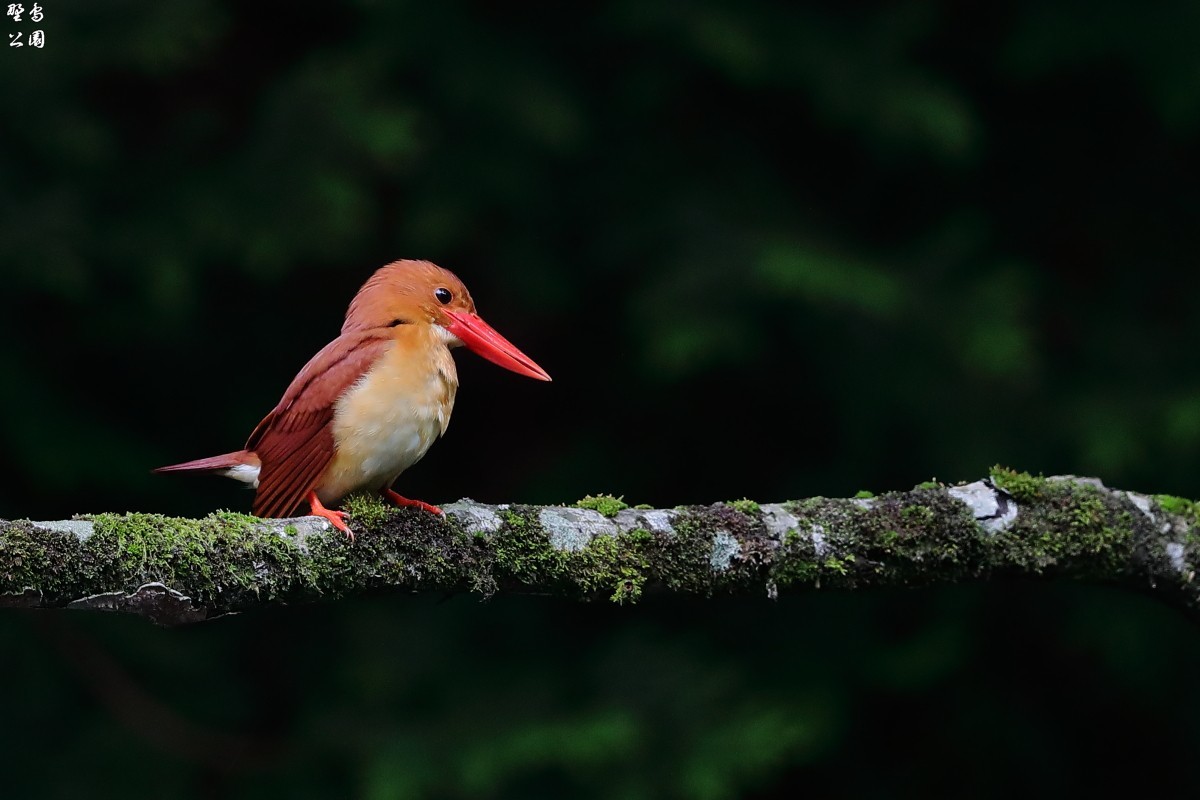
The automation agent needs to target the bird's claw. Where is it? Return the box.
[306,491,356,540]
[383,489,443,516]
[319,509,355,540]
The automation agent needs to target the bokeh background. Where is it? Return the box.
[3,0,1200,796]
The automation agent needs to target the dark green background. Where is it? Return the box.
[3,1,1200,796]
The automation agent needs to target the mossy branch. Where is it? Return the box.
[2,470,1198,625]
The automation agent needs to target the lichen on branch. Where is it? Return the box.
[0,471,1197,625]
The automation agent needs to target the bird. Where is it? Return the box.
[155,259,551,537]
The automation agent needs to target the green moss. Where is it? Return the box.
[633,503,654,510]
[914,480,940,490]
[823,555,854,576]
[631,505,769,595]
[340,492,394,529]
[854,490,875,499]
[583,535,647,604]
[85,510,316,604]
[989,465,1047,503]
[728,498,761,515]
[302,503,478,596]
[3,472,1159,615]
[489,507,650,603]
[900,505,935,524]
[490,508,553,583]
[989,481,1136,575]
[0,520,82,596]
[987,469,1139,575]
[1155,494,1197,517]
[576,494,629,518]
[625,528,654,545]
[774,488,987,591]
[1154,495,1200,545]
[501,509,527,529]
[770,527,821,588]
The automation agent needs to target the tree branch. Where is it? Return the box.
[1,470,1196,625]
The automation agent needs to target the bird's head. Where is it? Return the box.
[343,259,551,381]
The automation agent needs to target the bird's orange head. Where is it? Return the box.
[343,259,551,381]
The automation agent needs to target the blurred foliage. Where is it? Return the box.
[6,587,1200,798]
[3,0,1200,796]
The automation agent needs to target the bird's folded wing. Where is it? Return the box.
[248,331,393,518]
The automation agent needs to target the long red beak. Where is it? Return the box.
[444,310,552,381]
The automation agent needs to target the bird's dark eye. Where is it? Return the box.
[434,287,453,305]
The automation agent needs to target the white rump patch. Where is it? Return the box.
[221,463,261,487]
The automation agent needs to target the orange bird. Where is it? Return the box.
[155,259,551,536]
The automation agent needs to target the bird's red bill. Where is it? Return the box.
[445,310,551,381]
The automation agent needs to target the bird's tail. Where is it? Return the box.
[153,450,262,486]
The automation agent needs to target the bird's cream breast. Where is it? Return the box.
[319,337,458,502]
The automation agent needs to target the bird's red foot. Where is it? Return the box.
[307,490,355,540]
[383,489,443,516]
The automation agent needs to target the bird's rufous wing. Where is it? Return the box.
[247,330,393,518]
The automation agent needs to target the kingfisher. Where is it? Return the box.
[155,259,551,536]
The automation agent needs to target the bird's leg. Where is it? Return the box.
[306,490,354,540]
[383,488,443,516]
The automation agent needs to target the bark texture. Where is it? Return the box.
[1,470,1197,625]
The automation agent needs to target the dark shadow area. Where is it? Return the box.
[4,585,1199,798]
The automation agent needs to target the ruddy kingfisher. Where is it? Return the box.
[155,259,551,537]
